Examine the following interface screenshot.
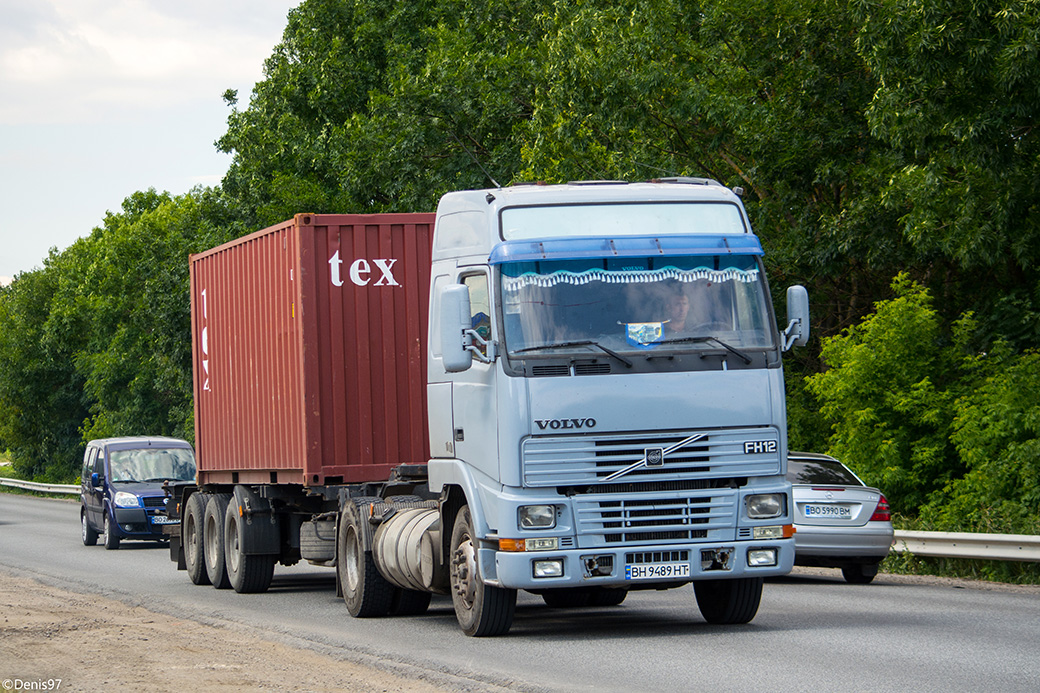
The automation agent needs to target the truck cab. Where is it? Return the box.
[427,179,808,633]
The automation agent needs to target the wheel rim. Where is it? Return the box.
[451,532,478,609]
[81,513,88,542]
[185,513,198,565]
[102,514,109,543]
[205,514,219,570]
[344,527,360,592]
[226,517,240,573]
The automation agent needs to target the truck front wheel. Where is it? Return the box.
[338,497,395,617]
[183,493,210,585]
[449,505,516,637]
[694,577,762,625]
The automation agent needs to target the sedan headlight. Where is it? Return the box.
[113,491,140,508]
[518,505,556,529]
[746,493,784,519]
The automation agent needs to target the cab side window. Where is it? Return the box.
[93,451,105,479]
[82,448,97,481]
[463,273,491,358]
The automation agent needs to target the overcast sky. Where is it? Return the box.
[0,0,301,282]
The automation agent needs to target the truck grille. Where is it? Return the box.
[521,427,780,488]
[575,492,737,546]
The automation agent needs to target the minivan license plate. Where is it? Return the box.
[625,563,691,580]
[150,515,177,525]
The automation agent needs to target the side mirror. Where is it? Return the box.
[91,472,101,488]
[782,285,810,350]
[440,284,474,373]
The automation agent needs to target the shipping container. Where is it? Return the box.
[189,213,435,487]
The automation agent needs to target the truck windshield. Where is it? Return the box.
[500,255,774,358]
[110,448,197,483]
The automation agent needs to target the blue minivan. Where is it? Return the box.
[80,437,197,549]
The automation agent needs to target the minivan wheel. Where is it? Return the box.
[102,512,120,550]
[81,508,98,546]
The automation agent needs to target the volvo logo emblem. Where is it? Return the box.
[645,448,665,467]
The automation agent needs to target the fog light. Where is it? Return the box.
[519,505,556,529]
[753,525,783,540]
[747,548,778,567]
[746,493,783,519]
[533,559,564,578]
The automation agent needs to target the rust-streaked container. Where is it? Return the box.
[190,213,435,486]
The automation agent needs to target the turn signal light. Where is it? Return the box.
[870,495,891,522]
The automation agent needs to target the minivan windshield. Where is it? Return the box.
[109,448,196,483]
[500,254,774,357]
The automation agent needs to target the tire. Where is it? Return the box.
[541,588,592,608]
[338,497,395,617]
[390,588,433,616]
[224,503,275,593]
[587,587,627,607]
[449,505,516,637]
[842,564,877,585]
[204,493,232,589]
[694,577,762,625]
[183,493,210,586]
[81,507,98,546]
[102,511,120,550]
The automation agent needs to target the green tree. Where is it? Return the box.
[805,275,964,513]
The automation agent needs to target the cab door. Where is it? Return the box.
[87,448,106,528]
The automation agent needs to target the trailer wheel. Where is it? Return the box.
[204,493,232,589]
[694,577,762,625]
[338,497,394,617]
[81,507,98,546]
[450,505,516,637]
[224,503,276,593]
[183,493,210,586]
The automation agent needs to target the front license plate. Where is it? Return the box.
[804,504,852,519]
[625,562,691,580]
[150,515,177,525]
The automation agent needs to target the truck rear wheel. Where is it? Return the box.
[338,497,395,617]
[694,577,762,625]
[450,505,516,637]
[224,502,275,593]
[204,493,232,589]
[183,493,210,585]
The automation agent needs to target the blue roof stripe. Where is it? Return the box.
[488,234,763,264]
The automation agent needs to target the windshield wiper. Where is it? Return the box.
[657,335,753,365]
[512,340,633,368]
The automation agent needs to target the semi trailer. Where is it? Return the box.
[167,178,810,636]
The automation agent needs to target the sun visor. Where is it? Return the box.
[488,234,763,264]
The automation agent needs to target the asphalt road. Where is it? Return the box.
[2,493,1039,692]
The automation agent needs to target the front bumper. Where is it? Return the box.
[112,507,171,539]
[489,538,795,590]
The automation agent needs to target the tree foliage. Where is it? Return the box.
[1,0,1038,538]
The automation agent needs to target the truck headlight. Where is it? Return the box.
[519,505,556,529]
[113,491,140,508]
[746,493,783,519]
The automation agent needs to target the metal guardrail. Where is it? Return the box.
[893,530,1040,562]
[0,477,80,495]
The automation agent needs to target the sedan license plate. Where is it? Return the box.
[804,504,852,519]
[625,562,691,581]
[150,515,177,525]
